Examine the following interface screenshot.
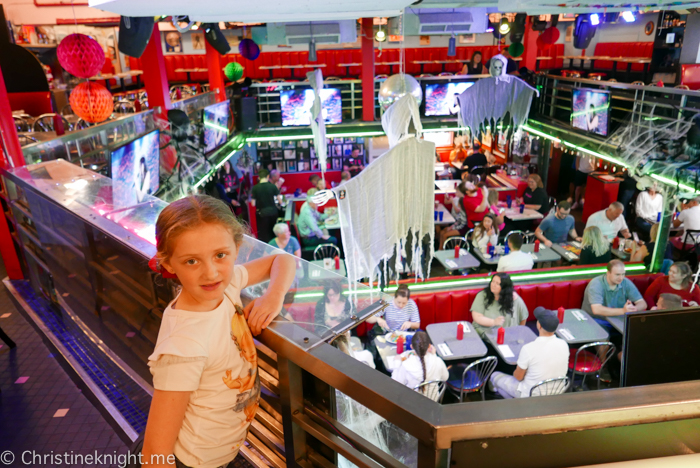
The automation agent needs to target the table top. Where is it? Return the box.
[435,203,456,226]
[607,315,626,334]
[536,56,553,60]
[433,249,480,271]
[556,309,609,344]
[374,332,415,371]
[435,179,460,194]
[611,246,631,260]
[502,206,544,221]
[309,259,346,278]
[88,70,143,80]
[472,243,561,266]
[426,322,488,360]
[338,63,362,67]
[377,61,402,65]
[550,241,582,263]
[174,68,208,72]
[483,325,537,366]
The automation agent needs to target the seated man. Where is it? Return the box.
[297,188,338,247]
[655,293,683,310]
[671,196,700,251]
[489,307,569,398]
[497,234,534,273]
[585,202,631,242]
[535,200,581,247]
[338,171,351,186]
[581,259,647,331]
[634,182,663,241]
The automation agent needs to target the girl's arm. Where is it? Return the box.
[242,254,297,335]
[142,389,191,467]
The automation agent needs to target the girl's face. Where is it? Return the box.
[527,177,538,191]
[473,54,481,64]
[490,275,502,296]
[483,216,493,230]
[668,266,682,285]
[162,223,238,310]
[327,288,341,303]
[394,295,408,309]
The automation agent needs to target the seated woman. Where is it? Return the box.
[269,223,301,257]
[315,281,352,331]
[391,331,448,400]
[579,226,612,265]
[520,174,550,216]
[630,223,673,272]
[462,177,489,228]
[471,214,499,252]
[644,261,700,309]
[366,284,420,331]
[332,332,376,369]
[460,50,484,75]
[437,184,468,249]
[471,273,529,337]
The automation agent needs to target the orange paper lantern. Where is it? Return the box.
[69,82,113,123]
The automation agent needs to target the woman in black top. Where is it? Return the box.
[251,168,280,243]
[314,281,353,331]
[579,226,612,265]
[521,174,550,215]
[461,51,484,75]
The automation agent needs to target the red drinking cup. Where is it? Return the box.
[497,327,505,345]
[558,307,565,323]
[457,323,464,340]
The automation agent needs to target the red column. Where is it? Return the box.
[0,65,25,279]
[521,17,538,71]
[141,22,171,116]
[205,40,225,103]
[361,18,375,122]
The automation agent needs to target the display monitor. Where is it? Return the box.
[111,130,160,209]
[424,82,475,116]
[571,88,610,136]
[202,100,230,154]
[280,88,342,126]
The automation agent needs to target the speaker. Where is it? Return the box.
[235,97,258,131]
[203,23,231,55]
[118,16,154,58]
[509,13,527,43]
[573,15,597,49]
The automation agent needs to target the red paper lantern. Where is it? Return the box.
[58,33,106,78]
[540,26,560,45]
[238,38,260,60]
[69,82,113,123]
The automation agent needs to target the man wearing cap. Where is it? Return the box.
[488,307,569,398]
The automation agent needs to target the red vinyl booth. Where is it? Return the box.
[680,64,700,90]
[592,42,653,72]
[536,43,564,70]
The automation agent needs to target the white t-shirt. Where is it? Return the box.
[391,352,449,399]
[678,205,700,244]
[516,335,569,397]
[585,209,628,241]
[148,265,259,468]
[497,250,534,272]
[576,155,596,173]
[635,191,663,223]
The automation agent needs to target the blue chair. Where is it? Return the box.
[446,356,498,402]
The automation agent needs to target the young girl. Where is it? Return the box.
[391,331,448,401]
[437,184,468,249]
[142,195,296,468]
[472,214,499,253]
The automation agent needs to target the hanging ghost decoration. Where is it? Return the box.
[457,54,539,134]
[307,69,328,180]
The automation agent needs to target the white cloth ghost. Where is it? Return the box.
[381,93,423,148]
[307,69,327,178]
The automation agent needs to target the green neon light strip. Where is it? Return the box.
[204,121,230,134]
[649,173,700,195]
[192,142,244,189]
[245,123,468,143]
[570,105,610,118]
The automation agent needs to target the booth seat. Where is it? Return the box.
[536,43,564,70]
[8,91,53,117]
[680,64,700,90]
[283,273,662,337]
[592,42,653,72]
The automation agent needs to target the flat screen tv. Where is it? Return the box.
[424,82,475,116]
[111,130,160,209]
[571,88,610,137]
[202,100,230,154]
[280,88,342,126]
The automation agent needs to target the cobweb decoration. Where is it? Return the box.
[331,95,435,291]
[307,69,327,181]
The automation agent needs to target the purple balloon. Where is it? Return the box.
[239,38,260,60]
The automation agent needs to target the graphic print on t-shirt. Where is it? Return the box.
[222,304,260,424]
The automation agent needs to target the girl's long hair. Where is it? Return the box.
[483,273,515,316]
[582,226,609,257]
[473,214,498,242]
[411,331,431,383]
[672,261,693,289]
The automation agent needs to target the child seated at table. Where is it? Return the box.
[470,273,529,337]
[472,214,499,252]
[391,331,449,401]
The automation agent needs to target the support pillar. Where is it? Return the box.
[361,18,375,122]
[521,17,538,71]
[205,40,226,103]
[141,22,171,117]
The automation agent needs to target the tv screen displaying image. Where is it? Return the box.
[111,130,160,209]
[424,82,475,116]
[571,88,610,137]
[203,100,230,154]
[280,88,342,126]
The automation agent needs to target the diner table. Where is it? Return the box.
[550,241,583,263]
[500,205,544,222]
[338,62,362,77]
[435,179,460,194]
[535,56,552,70]
[89,70,143,92]
[607,315,626,334]
[611,244,631,261]
[434,203,455,226]
[472,243,562,267]
[308,259,346,279]
[259,64,326,79]
[376,61,402,75]
[374,331,415,371]
[426,321,488,360]
[433,249,480,272]
[174,68,207,83]
[556,309,609,344]
[483,325,537,366]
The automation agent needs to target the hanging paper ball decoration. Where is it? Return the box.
[69,82,113,123]
[508,42,525,58]
[378,74,423,112]
[540,26,560,45]
[57,33,106,78]
[224,62,244,81]
[238,38,260,60]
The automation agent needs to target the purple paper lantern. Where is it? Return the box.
[239,38,260,61]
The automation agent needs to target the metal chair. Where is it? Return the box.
[60,104,75,116]
[18,134,38,146]
[200,84,210,93]
[313,243,340,260]
[13,116,31,132]
[631,81,644,86]
[607,78,617,83]
[569,341,616,391]
[418,74,434,78]
[326,77,341,81]
[529,377,570,397]
[446,356,498,402]
[438,72,454,76]
[675,84,690,90]
[114,100,136,114]
[443,236,468,251]
[374,74,389,80]
[32,113,70,132]
[414,380,447,403]
[470,165,485,181]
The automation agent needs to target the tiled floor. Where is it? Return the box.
[0,261,129,468]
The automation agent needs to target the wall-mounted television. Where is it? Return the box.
[280,88,342,126]
[111,130,160,209]
[424,82,475,116]
[202,100,230,154]
[571,88,610,137]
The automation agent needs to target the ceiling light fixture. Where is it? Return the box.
[375,27,387,42]
[590,13,600,26]
[447,34,456,56]
[498,18,511,35]
[621,11,635,23]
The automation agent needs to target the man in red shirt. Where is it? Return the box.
[461,180,489,228]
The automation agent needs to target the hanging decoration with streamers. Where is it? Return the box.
[57,33,106,78]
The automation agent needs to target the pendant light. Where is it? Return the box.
[308,23,317,62]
